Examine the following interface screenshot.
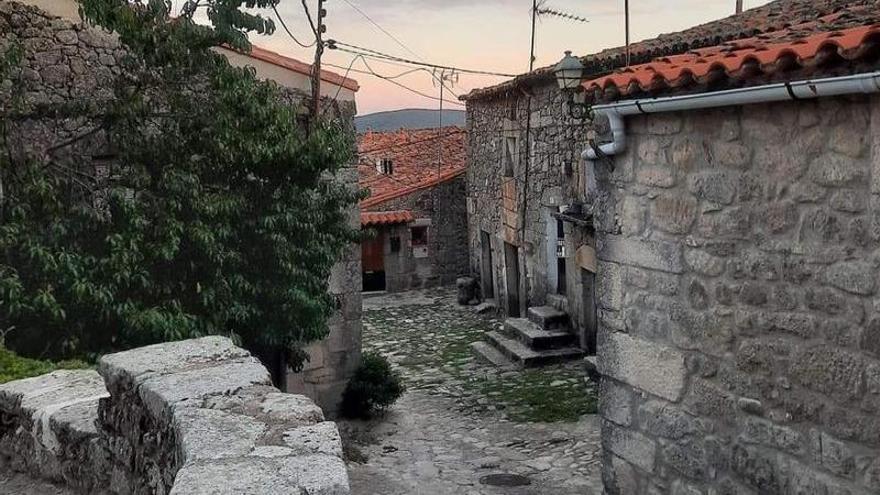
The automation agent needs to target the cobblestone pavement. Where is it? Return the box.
[0,471,73,495]
[344,288,602,495]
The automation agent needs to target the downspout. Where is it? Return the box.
[583,71,880,161]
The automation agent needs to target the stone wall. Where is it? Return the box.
[0,337,350,494]
[363,175,469,291]
[1,0,362,415]
[594,95,880,494]
[466,83,596,335]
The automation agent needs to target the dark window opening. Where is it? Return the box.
[503,137,516,177]
[379,158,394,175]
[411,226,428,247]
[390,236,401,253]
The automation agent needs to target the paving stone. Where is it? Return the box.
[344,287,603,495]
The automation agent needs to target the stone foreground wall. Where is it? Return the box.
[0,337,350,494]
[595,96,880,494]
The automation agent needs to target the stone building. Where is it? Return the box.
[358,127,469,292]
[2,0,363,415]
[465,0,880,492]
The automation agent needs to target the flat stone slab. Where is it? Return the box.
[504,318,575,350]
[486,331,585,368]
[470,341,514,368]
[527,306,569,330]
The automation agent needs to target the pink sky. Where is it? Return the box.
[182,1,773,115]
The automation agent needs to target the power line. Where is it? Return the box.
[357,57,465,106]
[327,40,517,78]
[338,0,423,61]
[272,4,316,48]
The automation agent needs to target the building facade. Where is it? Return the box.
[3,0,362,415]
[358,127,469,292]
[465,0,880,492]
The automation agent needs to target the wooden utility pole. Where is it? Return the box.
[625,0,631,66]
[736,0,743,13]
[529,0,537,71]
[311,0,326,119]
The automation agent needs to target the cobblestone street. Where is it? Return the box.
[342,288,602,495]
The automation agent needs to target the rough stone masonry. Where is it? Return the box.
[0,337,350,494]
[0,0,363,415]
[594,96,880,494]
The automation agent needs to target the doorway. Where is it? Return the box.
[504,242,521,317]
[362,234,386,291]
[480,231,494,299]
[581,268,597,352]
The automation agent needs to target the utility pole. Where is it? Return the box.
[625,0,631,66]
[735,0,743,13]
[311,0,326,119]
[529,0,538,71]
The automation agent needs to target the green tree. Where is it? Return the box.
[0,0,361,377]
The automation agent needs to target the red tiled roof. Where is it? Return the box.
[463,0,880,101]
[245,45,360,92]
[358,127,466,209]
[361,210,414,227]
[582,22,880,102]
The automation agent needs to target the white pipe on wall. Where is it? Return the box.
[583,71,880,160]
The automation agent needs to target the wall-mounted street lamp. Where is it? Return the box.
[554,51,592,121]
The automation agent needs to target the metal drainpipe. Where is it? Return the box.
[583,71,880,161]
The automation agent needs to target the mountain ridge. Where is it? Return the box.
[355,108,466,133]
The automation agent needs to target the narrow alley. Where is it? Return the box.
[341,288,602,495]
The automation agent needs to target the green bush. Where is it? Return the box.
[0,345,89,384]
[340,353,404,419]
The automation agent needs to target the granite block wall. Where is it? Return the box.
[595,96,880,494]
[465,81,596,331]
[363,175,469,291]
[0,337,350,494]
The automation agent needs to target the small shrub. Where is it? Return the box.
[340,353,404,419]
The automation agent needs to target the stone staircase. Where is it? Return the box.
[471,305,585,368]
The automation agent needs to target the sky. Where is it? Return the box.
[181,0,774,115]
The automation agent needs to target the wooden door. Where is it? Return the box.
[362,234,386,291]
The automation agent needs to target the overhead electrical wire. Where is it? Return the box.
[337,0,423,61]
[272,4,316,48]
[327,40,517,78]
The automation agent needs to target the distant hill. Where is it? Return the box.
[355,109,466,133]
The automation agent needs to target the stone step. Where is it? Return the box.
[546,293,569,313]
[504,318,575,350]
[470,341,515,369]
[527,305,569,330]
[485,331,585,368]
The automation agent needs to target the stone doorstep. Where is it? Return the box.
[469,341,516,369]
[504,318,576,350]
[485,331,585,368]
[527,306,570,331]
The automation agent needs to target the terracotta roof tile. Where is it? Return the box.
[463,0,880,101]
[582,23,880,102]
[358,127,466,209]
[361,210,414,227]
[242,45,360,92]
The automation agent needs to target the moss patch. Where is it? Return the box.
[363,292,597,423]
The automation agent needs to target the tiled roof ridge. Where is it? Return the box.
[238,45,360,92]
[360,168,466,209]
[462,0,879,101]
[582,22,880,103]
[361,210,415,226]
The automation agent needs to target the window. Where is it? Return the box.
[390,236,401,253]
[376,158,394,175]
[503,137,517,177]
[411,226,428,247]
